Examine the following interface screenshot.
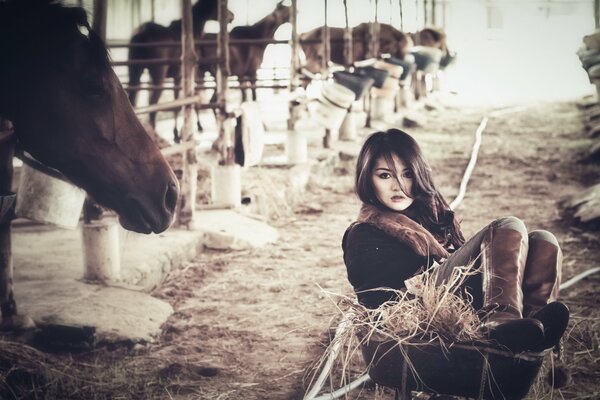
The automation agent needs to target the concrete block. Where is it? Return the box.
[195,209,278,250]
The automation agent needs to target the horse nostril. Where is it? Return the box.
[165,182,179,213]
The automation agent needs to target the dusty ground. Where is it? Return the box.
[2,99,600,399]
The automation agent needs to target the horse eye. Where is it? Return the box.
[81,79,105,99]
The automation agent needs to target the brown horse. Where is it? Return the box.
[127,0,234,135]
[0,0,179,328]
[198,1,291,102]
[300,22,412,74]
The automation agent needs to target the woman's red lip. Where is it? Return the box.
[391,196,405,201]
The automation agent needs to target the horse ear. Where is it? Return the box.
[67,6,92,31]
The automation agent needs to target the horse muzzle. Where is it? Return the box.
[119,179,179,234]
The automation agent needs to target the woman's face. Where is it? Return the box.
[372,154,414,211]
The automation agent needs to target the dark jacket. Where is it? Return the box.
[342,222,431,309]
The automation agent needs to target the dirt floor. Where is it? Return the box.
[2,98,600,399]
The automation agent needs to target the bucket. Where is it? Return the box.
[384,56,416,81]
[372,60,404,99]
[211,164,241,208]
[311,82,355,131]
[15,163,85,229]
[354,66,389,88]
[82,220,121,281]
[332,71,375,100]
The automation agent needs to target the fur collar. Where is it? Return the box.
[357,203,449,259]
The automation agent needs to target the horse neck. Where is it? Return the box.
[253,12,284,38]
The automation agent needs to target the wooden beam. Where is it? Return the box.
[92,0,108,41]
[322,0,330,74]
[288,0,299,131]
[175,0,199,228]
[216,0,232,164]
[0,118,16,320]
[343,0,352,68]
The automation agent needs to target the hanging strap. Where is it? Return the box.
[14,146,70,183]
[477,352,489,400]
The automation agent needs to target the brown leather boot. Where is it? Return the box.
[480,228,544,353]
[523,232,562,316]
[522,234,568,351]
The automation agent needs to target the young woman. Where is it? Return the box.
[342,129,569,353]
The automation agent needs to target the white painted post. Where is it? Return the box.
[82,220,120,281]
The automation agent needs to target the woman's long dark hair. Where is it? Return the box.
[355,129,465,248]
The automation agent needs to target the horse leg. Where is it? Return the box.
[148,65,169,129]
[251,74,258,102]
[0,126,34,330]
[128,64,144,106]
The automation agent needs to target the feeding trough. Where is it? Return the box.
[15,162,85,229]
[410,46,444,74]
[361,336,548,400]
[372,60,404,99]
[332,71,375,100]
[384,56,416,81]
[311,82,355,131]
[354,66,389,89]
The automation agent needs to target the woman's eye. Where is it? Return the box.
[378,172,391,179]
[402,171,414,179]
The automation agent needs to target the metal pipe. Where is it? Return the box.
[107,38,333,48]
[134,95,204,115]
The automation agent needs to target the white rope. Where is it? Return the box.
[449,105,528,210]
[303,314,354,400]
[449,116,487,210]
[311,373,371,400]
[560,267,600,291]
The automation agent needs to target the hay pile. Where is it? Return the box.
[356,265,483,345]
[306,264,485,394]
[0,338,214,399]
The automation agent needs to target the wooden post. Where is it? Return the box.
[323,0,333,148]
[343,0,352,68]
[0,119,16,322]
[442,0,446,29]
[431,0,436,26]
[92,0,107,42]
[287,0,299,131]
[399,0,404,31]
[216,0,231,164]
[423,0,428,26]
[322,0,330,74]
[175,0,199,228]
[596,0,600,29]
[367,0,380,60]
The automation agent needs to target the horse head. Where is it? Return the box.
[379,24,413,60]
[0,0,179,234]
[192,0,234,27]
[272,1,291,26]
